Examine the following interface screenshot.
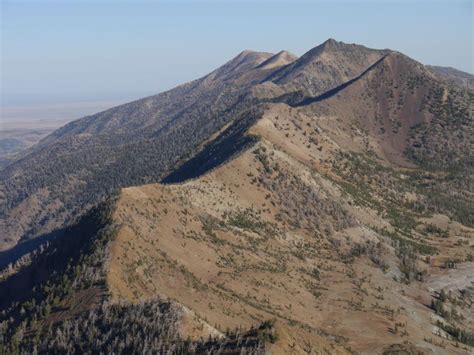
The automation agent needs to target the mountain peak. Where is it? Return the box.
[321,38,338,47]
[375,51,429,77]
[265,39,389,97]
[257,50,298,70]
[276,50,295,56]
[236,49,258,57]
[233,49,274,62]
[207,49,274,82]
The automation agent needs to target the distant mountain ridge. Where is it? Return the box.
[428,65,474,90]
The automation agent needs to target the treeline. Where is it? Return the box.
[5,300,271,354]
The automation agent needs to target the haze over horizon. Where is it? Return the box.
[1,0,473,112]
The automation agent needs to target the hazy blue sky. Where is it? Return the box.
[1,0,473,107]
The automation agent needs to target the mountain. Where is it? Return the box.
[0,49,276,253]
[257,50,298,70]
[0,40,389,254]
[298,52,473,169]
[1,40,473,353]
[428,65,474,90]
[265,39,390,97]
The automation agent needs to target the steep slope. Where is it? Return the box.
[257,50,298,70]
[1,39,473,353]
[0,39,442,256]
[0,197,275,353]
[265,39,390,97]
[0,39,391,257]
[294,52,474,229]
[102,46,473,353]
[206,49,274,83]
[0,50,276,253]
[296,52,473,168]
[428,65,474,90]
[106,103,473,353]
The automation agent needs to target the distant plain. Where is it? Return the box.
[0,99,130,165]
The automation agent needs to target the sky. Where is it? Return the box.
[1,0,473,111]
